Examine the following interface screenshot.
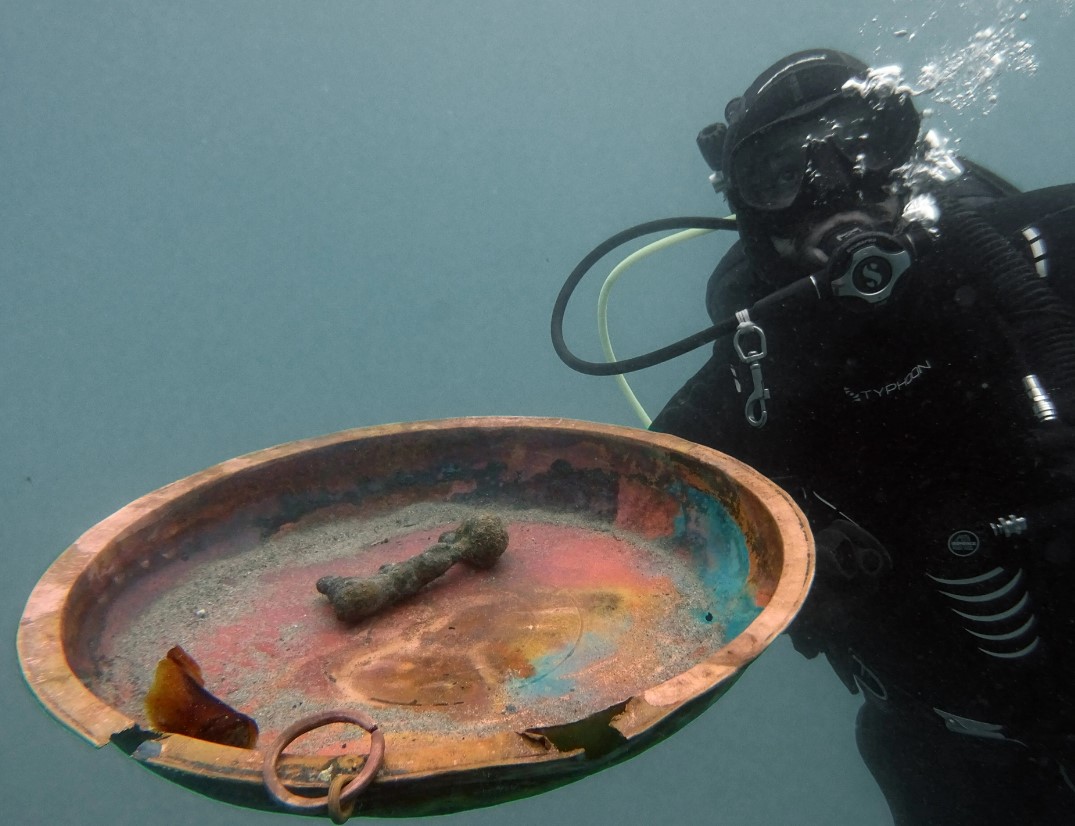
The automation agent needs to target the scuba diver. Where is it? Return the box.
[553,49,1075,824]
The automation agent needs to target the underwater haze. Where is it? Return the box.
[4,2,1074,824]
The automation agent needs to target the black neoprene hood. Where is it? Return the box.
[720,48,870,185]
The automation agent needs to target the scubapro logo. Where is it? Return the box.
[853,256,893,295]
[947,530,980,557]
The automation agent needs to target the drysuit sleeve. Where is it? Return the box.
[785,520,893,691]
[649,353,737,448]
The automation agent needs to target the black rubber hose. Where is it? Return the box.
[551,217,739,376]
[936,202,1075,421]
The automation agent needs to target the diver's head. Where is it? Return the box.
[697,49,921,282]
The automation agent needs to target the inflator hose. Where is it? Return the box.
[551,217,738,376]
[936,201,1075,422]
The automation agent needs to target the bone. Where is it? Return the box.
[316,513,509,623]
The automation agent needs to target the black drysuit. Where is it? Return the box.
[651,175,1075,825]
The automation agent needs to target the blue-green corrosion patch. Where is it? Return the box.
[505,629,623,703]
[673,484,760,641]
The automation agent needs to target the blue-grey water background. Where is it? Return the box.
[3,2,1073,824]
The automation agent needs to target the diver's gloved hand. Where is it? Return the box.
[788,520,892,670]
[813,519,893,584]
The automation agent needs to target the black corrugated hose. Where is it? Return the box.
[936,199,1075,485]
[937,199,1075,421]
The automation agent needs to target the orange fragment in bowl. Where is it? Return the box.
[144,645,258,748]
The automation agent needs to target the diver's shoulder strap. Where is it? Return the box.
[705,240,762,323]
[950,157,1022,202]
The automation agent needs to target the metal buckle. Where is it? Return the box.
[733,310,770,428]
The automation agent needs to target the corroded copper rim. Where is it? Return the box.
[17,416,814,812]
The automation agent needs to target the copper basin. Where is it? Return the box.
[17,416,813,817]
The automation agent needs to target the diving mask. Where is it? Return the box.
[727,91,920,212]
